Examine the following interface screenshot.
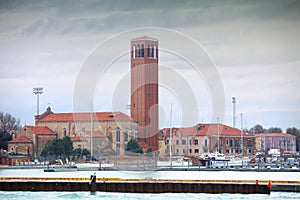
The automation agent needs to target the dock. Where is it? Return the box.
[1,176,293,194]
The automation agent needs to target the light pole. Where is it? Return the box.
[33,87,43,118]
[232,97,236,128]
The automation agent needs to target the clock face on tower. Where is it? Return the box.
[130,36,159,152]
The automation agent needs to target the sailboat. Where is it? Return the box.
[75,104,114,170]
[157,104,190,168]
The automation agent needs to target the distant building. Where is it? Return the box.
[8,125,56,158]
[159,123,256,157]
[35,107,138,156]
[255,133,297,154]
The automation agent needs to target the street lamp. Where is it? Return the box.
[33,87,43,117]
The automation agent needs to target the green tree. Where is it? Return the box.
[0,130,12,150]
[267,127,282,133]
[249,124,266,134]
[71,148,90,160]
[286,127,300,151]
[40,136,73,160]
[126,139,143,154]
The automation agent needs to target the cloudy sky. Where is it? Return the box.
[0,0,299,131]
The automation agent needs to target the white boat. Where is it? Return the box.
[199,152,250,167]
[157,157,191,167]
[75,161,114,169]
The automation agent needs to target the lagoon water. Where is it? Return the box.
[1,169,300,199]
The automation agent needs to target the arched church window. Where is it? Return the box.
[153,45,157,59]
[151,45,154,58]
[137,44,140,57]
[141,44,144,57]
[147,44,151,58]
[63,128,67,137]
[133,45,136,58]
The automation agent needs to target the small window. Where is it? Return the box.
[197,125,205,131]
[176,140,179,145]
[182,140,186,145]
[189,149,192,153]
[194,139,198,145]
[195,149,199,153]
[153,45,157,58]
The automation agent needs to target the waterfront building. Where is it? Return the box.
[8,125,56,158]
[159,123,256,157]
[35,107,138,156]
[255,133,297,154]
[130,36,159,152]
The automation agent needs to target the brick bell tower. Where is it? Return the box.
[130,36,159,152]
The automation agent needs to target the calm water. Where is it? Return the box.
[1,169,300,199]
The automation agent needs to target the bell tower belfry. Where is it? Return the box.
[130,36,159,152]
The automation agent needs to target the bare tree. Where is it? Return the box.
[0,112,21,132]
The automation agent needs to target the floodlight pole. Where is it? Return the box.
[232,97,236,128]
[33,87,43,117]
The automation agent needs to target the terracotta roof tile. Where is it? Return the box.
[26,126,56,135]
[9,135,32,143]
[84,130,106,138]
[72,136,84,142]
[161,123,252,137]
[39,112,135,122]
[256,133,295,137]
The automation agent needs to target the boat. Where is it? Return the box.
[75,161,114,169]
[199,152,250,168]
[157,156,191,167]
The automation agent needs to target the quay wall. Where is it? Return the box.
[0,180,270,194]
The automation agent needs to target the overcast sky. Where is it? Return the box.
[0,0,299,131]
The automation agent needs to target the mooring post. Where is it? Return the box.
[90,172,97,193]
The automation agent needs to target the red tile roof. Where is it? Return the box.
[161,123,252,137]
[9,135,32,143]
[84,130,106,138]
[26,126,56,135]
[256,133,295,137]
[131,36,158,41]
[39,112,135,122]
[72,136,84,142]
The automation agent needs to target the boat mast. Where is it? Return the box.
[90,102,93,161]
[217,117,220,153]
[240,113,243,156]
[169,104,172,168]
